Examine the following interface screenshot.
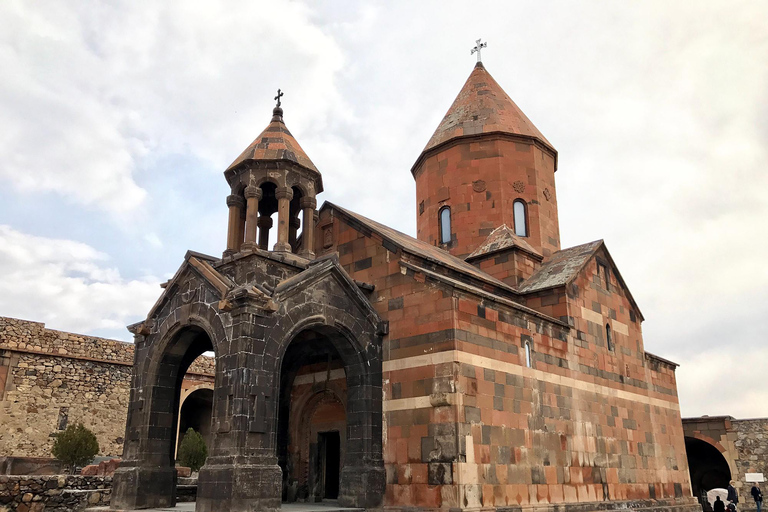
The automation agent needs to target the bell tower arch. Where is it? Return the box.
[223,100,322,258]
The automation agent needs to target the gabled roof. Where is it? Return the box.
[141,252,235,325]
[421,63,555,156]
[321,202,518,295]
[519,240,644,321]
[466,224,542,262]
[519,241,602,293]
[273,255,386,335]
[226,107,319,174]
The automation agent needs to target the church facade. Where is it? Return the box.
[112,61,697,512]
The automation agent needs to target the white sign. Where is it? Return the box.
[746,473,765,483]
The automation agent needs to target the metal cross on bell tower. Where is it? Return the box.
[274,88,284,108]
[471,38,487,63]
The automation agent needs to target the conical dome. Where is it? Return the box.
[227,107,319,174]
[422,63,554,154]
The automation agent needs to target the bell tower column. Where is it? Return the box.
[225,194,246,255]
[222,97,324,256]
[274,186,294,252]
[258,216,273,250]
[299,196,316,258]
[242,186,262,251]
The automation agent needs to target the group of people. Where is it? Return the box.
[713,481,763,512]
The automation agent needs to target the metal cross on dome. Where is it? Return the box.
[471,38,487,63]
[274,88,284,108]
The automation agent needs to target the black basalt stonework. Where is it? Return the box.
[112,253,385,511]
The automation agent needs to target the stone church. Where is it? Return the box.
[110,59,698,512]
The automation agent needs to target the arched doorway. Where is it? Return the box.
[276,324,383,508]
[113,323,217,509]
[177,387,214,457]
[685,436,732,507]
[278,328,347,502]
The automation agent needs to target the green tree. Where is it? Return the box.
[177,428,208,472]
[51,423,99,472]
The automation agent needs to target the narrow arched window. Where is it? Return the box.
[513,199,527,237]
[606,324,614,351]
[524,341,532,368]
[439,206,451,244]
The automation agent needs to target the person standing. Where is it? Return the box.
[729,481,740,510]
[752,484,763,512]
[715,496,726,512]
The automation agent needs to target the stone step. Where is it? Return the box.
[87,501,364,512]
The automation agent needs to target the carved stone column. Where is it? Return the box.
[299,196,317,258]
[225,194,246,255]
[242,186,262,251]
[274,187,293,252]
[257,216,272,250]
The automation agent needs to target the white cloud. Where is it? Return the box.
[0,0,345,213]
[0,225,160,338]
[675,345,768,419]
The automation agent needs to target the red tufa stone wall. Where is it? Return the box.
[524,288,570,323]
[413,137,560,259]
[285,360,347,499]
[318,209,459,508]
[469,248,541,288]
[314,209,693,510]
[449,286,690,508]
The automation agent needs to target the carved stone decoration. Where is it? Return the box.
[323,226,334,248]
[181,287,198,304]
[543,188,552,201]
[472,180,487,193]
[513,180,526,193]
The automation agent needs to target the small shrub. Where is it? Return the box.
[178,428,207,472]
[51,423,99,471]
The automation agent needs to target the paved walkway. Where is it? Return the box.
[90,500,362,512]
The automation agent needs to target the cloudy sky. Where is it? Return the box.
[1,1,766,418]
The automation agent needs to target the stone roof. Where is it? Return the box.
[518,240,603,293]
[322,202,518,294]
[519,239,645,321]
[421,62,555,155]
[226,107,319,174]
[465,224,542,261]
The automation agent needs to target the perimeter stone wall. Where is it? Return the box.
[0,474,111,511]
[684,416,768,511]
[0,316,214,460]
[732,420,768,509]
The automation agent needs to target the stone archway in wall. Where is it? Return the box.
[113,322,220,510]
[176,385,214,458]
[275,323,383,509]
[685,436,732,505]
[283,385,347,502]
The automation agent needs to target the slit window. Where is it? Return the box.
[513,199,527,237]
[524,342,532,368]
[439,206,451,244]
[606,324,614,352]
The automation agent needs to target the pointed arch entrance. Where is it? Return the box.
[276,322,383,508]
[177,385,214,456]
[113,314,223,510]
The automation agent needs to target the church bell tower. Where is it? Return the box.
[411,52,560,259]
[222,91,323,258]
